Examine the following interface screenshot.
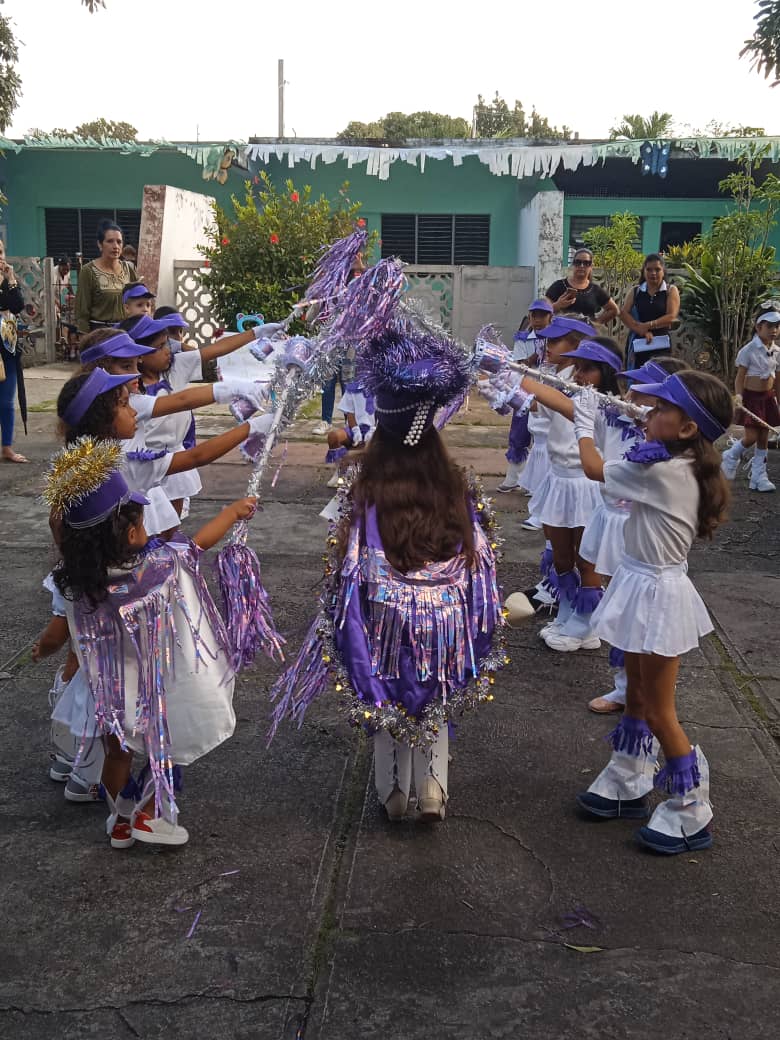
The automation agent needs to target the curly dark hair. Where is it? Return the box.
[56,371,124,443]
[54,502,144,610]
[664,370,733,540]
[337,425,474,573]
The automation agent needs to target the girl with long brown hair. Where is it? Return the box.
[572,370,733,854]
[270,326,505,823]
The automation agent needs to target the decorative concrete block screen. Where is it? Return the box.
[9,257,56,364]
[173,261,217,347]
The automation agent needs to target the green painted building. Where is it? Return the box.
[3,134,780,293]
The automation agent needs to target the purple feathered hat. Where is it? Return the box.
[355,324,471,446]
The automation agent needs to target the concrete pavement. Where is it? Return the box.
[1,372,779,1039]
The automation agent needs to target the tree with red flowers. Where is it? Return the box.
[201,173,373,328]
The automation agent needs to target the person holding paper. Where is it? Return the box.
[620,254,680,367]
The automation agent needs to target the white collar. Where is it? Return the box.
[639,280,667,293]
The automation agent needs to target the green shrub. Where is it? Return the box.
[200,173,373,328]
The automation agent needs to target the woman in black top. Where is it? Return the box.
[0,239,27,463]
[546,248,619,323]
[620,253,680,366]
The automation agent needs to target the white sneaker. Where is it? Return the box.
[749,464,776,492]
[131,811,189,846]
[326,469,341,488]
[417,777,445,822]
[495,482,519,493]
[64,774,102,802]
[312,420,331,435]
[539,618,562,639]
[544,630,601,652]
[521,516,544,531]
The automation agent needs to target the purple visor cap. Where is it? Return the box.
[155,312,188,330]
[628,374,727,443]
[65,468,149,529]
[127,314,170,343]
[62,368,139,427]
[560,339,622,372]
[536,317,594,339]
[122,284,155,302]
[528,298,554,314]
[80,331,154,365]
[621,360,671,384]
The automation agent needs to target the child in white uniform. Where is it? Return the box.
[573,370,733,855]
[324,380,376,486]
[524,316,603,652]
[720,310,780,492]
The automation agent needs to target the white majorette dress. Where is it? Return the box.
[578,407,644,577]
[591,450,713,657]
[338,381,375,444]
[138,351,203,504]
[121,427,180,536]
[527,366,602,528]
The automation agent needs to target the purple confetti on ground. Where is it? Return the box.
[186,910,202,939]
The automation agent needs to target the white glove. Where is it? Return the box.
[247,412,275,437]
[349,424,364,447]
[733,393,743,409]
[253,321,284,340]
[573,387,599,441]
[214,379,269,410]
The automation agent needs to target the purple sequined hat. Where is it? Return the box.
[356,326,471,446]
[66,469,149,529]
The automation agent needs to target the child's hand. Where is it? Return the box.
[31,641,42,663]
[230,497,258,522]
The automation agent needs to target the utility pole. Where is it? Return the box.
[278,59,285,140]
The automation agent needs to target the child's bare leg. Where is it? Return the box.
[101,736,133,817]
[638,653,690,759]
[171,498,184,516]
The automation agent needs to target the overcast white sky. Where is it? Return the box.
[5,0,780,141]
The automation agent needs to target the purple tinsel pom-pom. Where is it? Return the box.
[306,228,369,324]
[356,326,471,407]
[216,543,286,670]
[322,259,406,349]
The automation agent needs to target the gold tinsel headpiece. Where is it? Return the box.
[43,437,123,517]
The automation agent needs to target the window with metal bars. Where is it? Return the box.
[380,214,490,265]
[567,215,644,261]
[44,207,142,260]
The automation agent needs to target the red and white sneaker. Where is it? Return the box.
[131,811,189,846]
[110,820,135,850]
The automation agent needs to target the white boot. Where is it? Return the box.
[721,439,746,480]
[497,461,524,492]
[637,746,713,853]
[373,731,412,820]
[413,728,448,821]
[588,667,627,713]
[749,449,776,492]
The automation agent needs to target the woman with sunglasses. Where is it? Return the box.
[546,248,618,324]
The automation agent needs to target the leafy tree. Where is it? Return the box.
[338,111,469,142]
[741,0,780,86]
[0,4,21,133]
[472,92,572,140]
[74,118,137,141]
[609,111,675,139]
[680,152,780,374]
[580,213,645,328]
[201,173,374,327]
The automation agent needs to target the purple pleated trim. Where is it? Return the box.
[539,546,554,579]
[654,749,701,796]
[506,445,529,465]
[574,585,603,615]
[325,446,348,464]
[608,715,653,756]
[506,410,532,465]
[608,646,625,669]
[623,440,672,465]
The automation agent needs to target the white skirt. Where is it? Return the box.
[519,436,549,494]
[592,554,713,657]
[528,464,601,529]
[51,668,100,740]
[144,486,181,536]
[160,452,202,502]
[579,499,631,577]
